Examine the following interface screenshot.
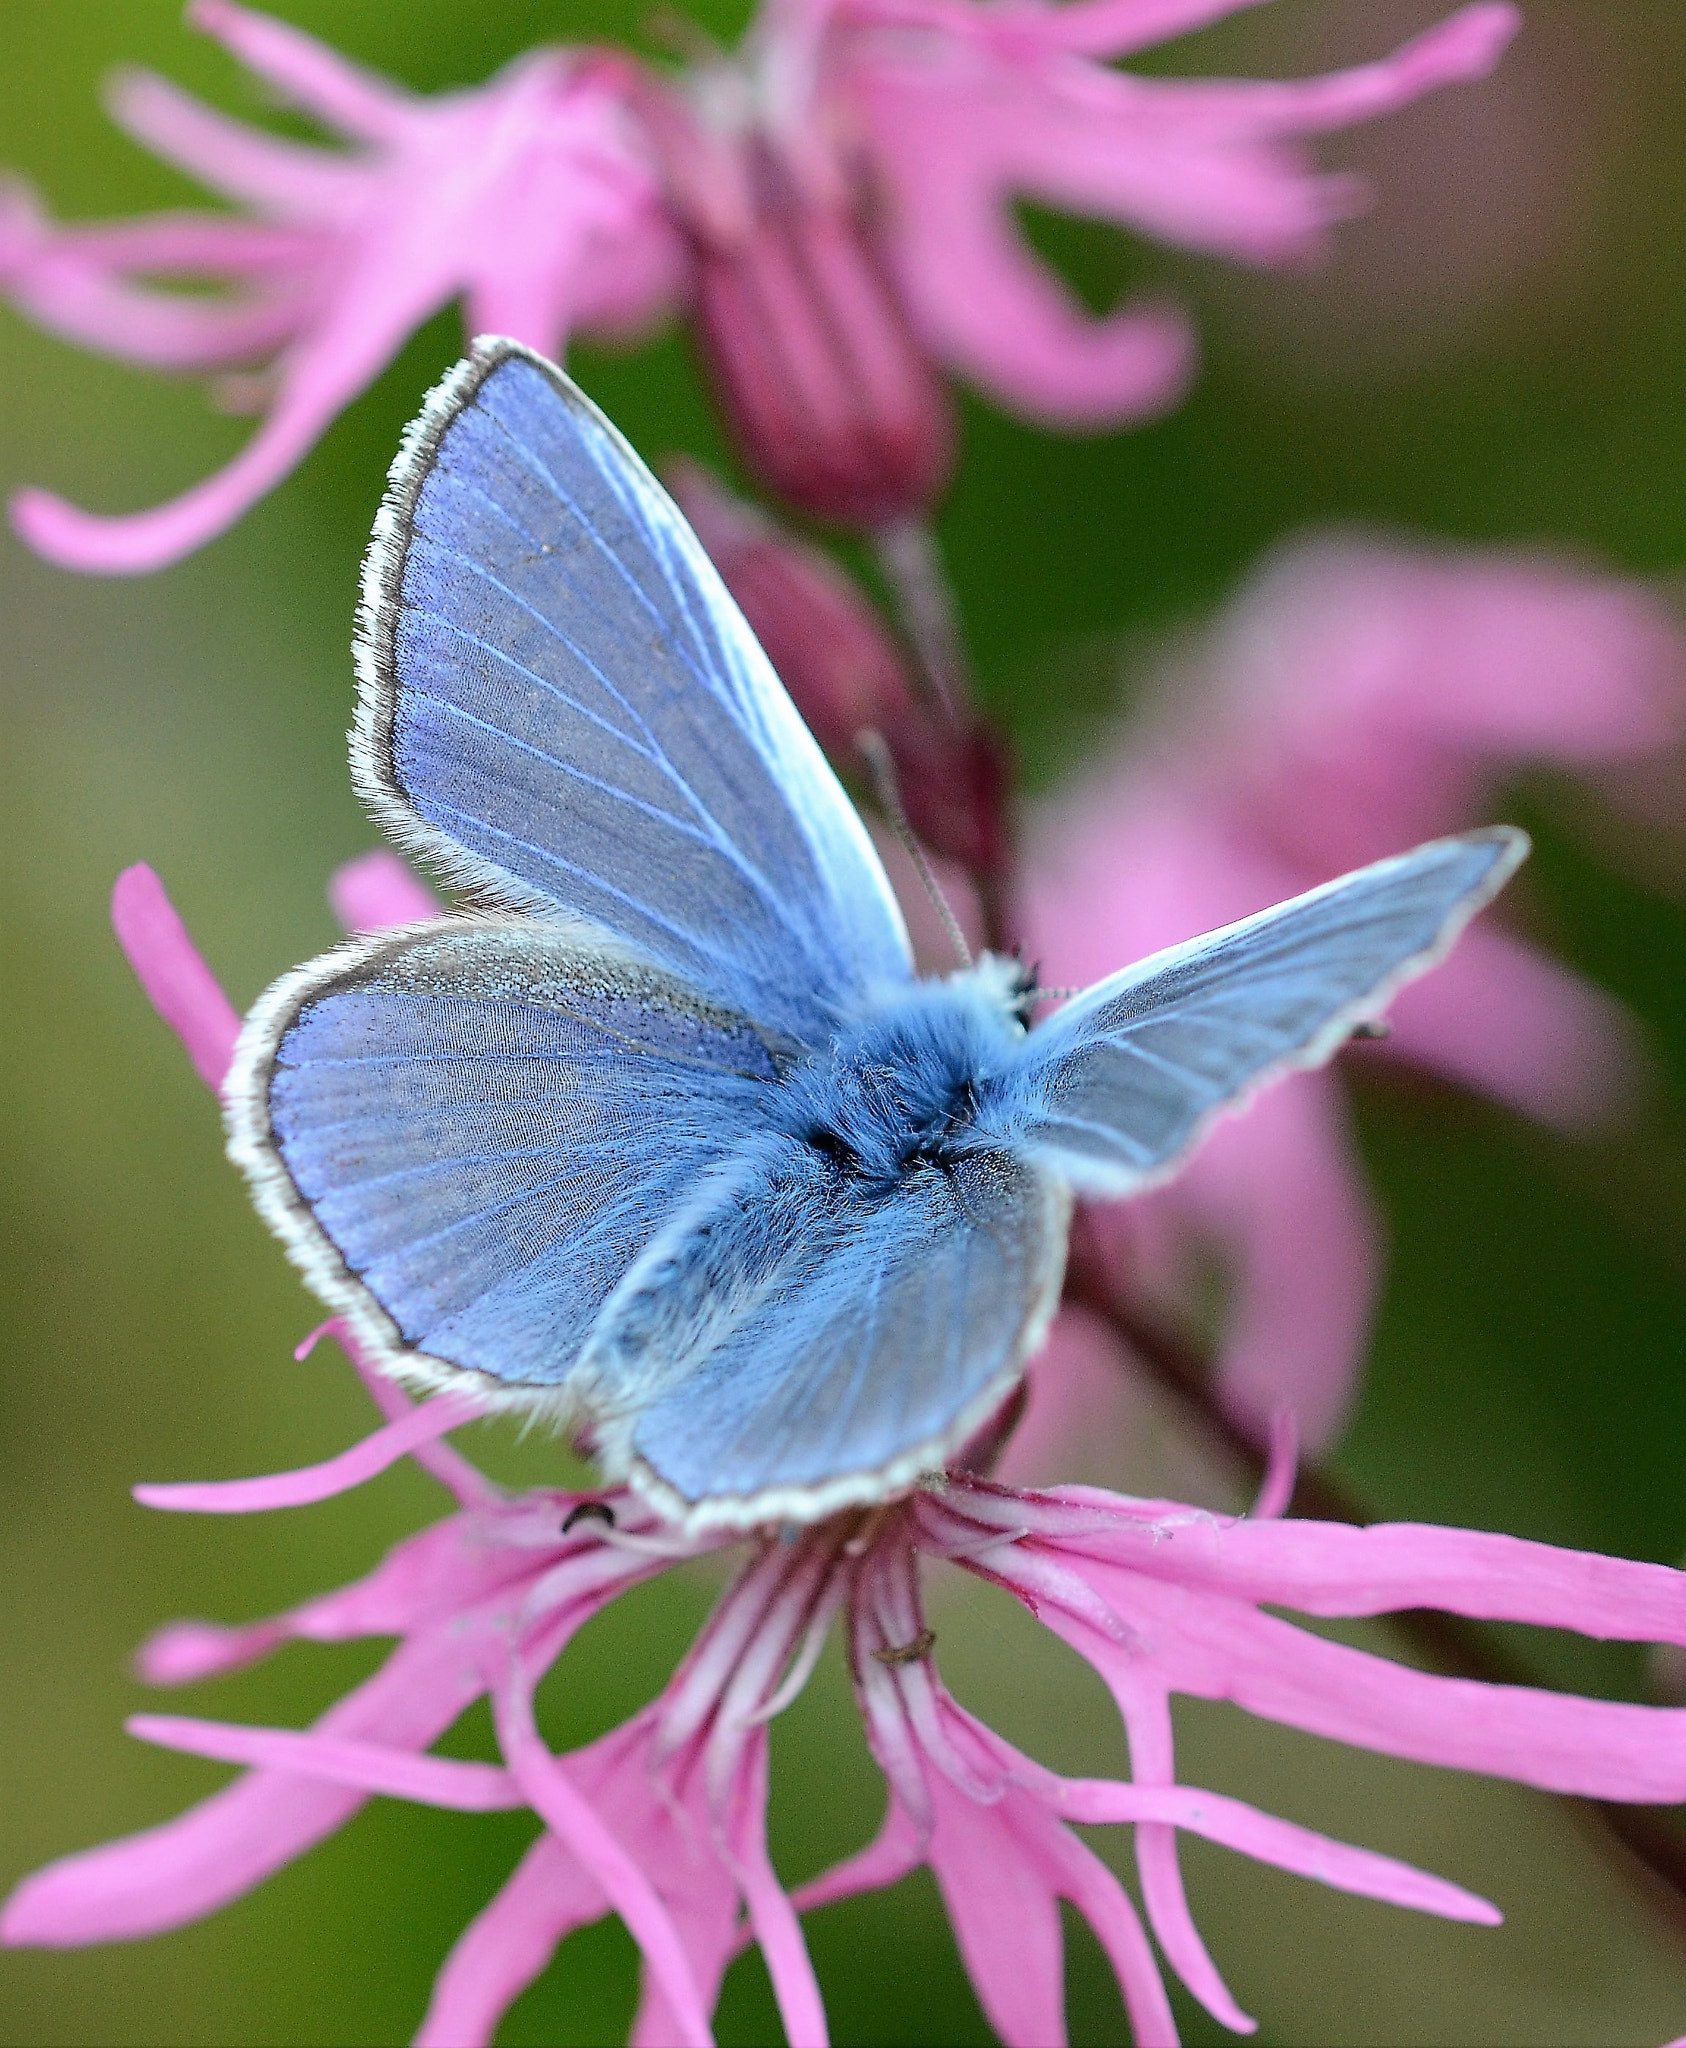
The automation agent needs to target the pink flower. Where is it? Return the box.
[5,2,680,574]
[12,858,1686,2047]
[1,0,1518,566]
[1018,533,1686,1453]
[815,0,1520,424]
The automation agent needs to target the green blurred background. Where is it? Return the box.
[3,2,1686,2041]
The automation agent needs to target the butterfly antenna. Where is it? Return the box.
[856,728,972,970]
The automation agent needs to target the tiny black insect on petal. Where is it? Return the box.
[562,1500,617,1534]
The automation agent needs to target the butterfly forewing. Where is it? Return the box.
[987,828,1528,1194]
[353,339,911,1046]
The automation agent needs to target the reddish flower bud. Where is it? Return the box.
[646,67,954,531]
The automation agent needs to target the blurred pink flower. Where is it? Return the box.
[4,2,680,574]
[1,0,1517,566]
[816,0,1518,423]
[12,859,1686,2047]
[1018,533,1686,1453]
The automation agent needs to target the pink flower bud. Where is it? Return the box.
[652,78,954,531]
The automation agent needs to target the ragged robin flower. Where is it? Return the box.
[0,0,1518,569]
[10,857,1686,2048]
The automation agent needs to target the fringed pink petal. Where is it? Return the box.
[1023,1811,1180,2048]
[0,182,313,370]
[125,1715,521,1811]
[1171,1075,1382,1453]
[723,1735,828,2048]
[2,1625,489,1946]
[790,1797,925,1915]
[1055,1777,1498,1923]
[921,1767,1069,2048]
[328,850,443,934]
[1114,1685,1252,2031]
[877,112,1197,422]
[914,1692,1183,2048]
[1025,0,1276,61]
[417,1832,608,2048]
[299,1320,498,1510]
[1029,1504,1686,1644]
[1129,5,1520,141]
[110,865,240,1091]
[11,280,438,573]
[1250,1409,1298,1521]
[493,1667,715,2048]
[1050,1575,1686,1804]
[133,1391,487,1513]
[133,1617,290,1687]
[105,67,363,221]
[188,2,417,145]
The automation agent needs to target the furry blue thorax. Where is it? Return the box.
[774,957,1031,1194]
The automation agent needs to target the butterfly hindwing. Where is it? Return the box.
[584,1141,1070,1528]
[225,919,790,1406]
[353,338,912,1047]
[986,829,1528,1194]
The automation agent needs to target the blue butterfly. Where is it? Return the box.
[226,338,1527,1532]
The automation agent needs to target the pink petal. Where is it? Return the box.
[110,865,240,1092]
[790,1797,925,1915]
[1,1625,488,1946]
[1017,1805,1179,2048]
[106,67,363,222]
[1381,922,1644,1133]
[1131,5,1520,141]
[1048,1508,1686,1645]
[874,98,1197,421]
[133,1391,487,1513]
[931,1700,1183,2048]
[1250,1409,1298,1520]
[1023,0,1277,61]
[1165,1074,1383,1452]
[418,1832,608,2048]
[1201,534,1686,872]
[1113,1686,1251,2031]
[493,1668,715,2048]
[125,1714,520,1811]
[11,283,431,573]
[0,183,313,371]
[921,1768,1069,2048]
[722,1735,828,2048]
[996,1304,1137,1488]
[188,2,417,145]
[1055,1775,1498,1924]
[327,849,443,933]
[298,1319,498,1510]
[1046,1569,1686,1804]
[133,1617,290,1687]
